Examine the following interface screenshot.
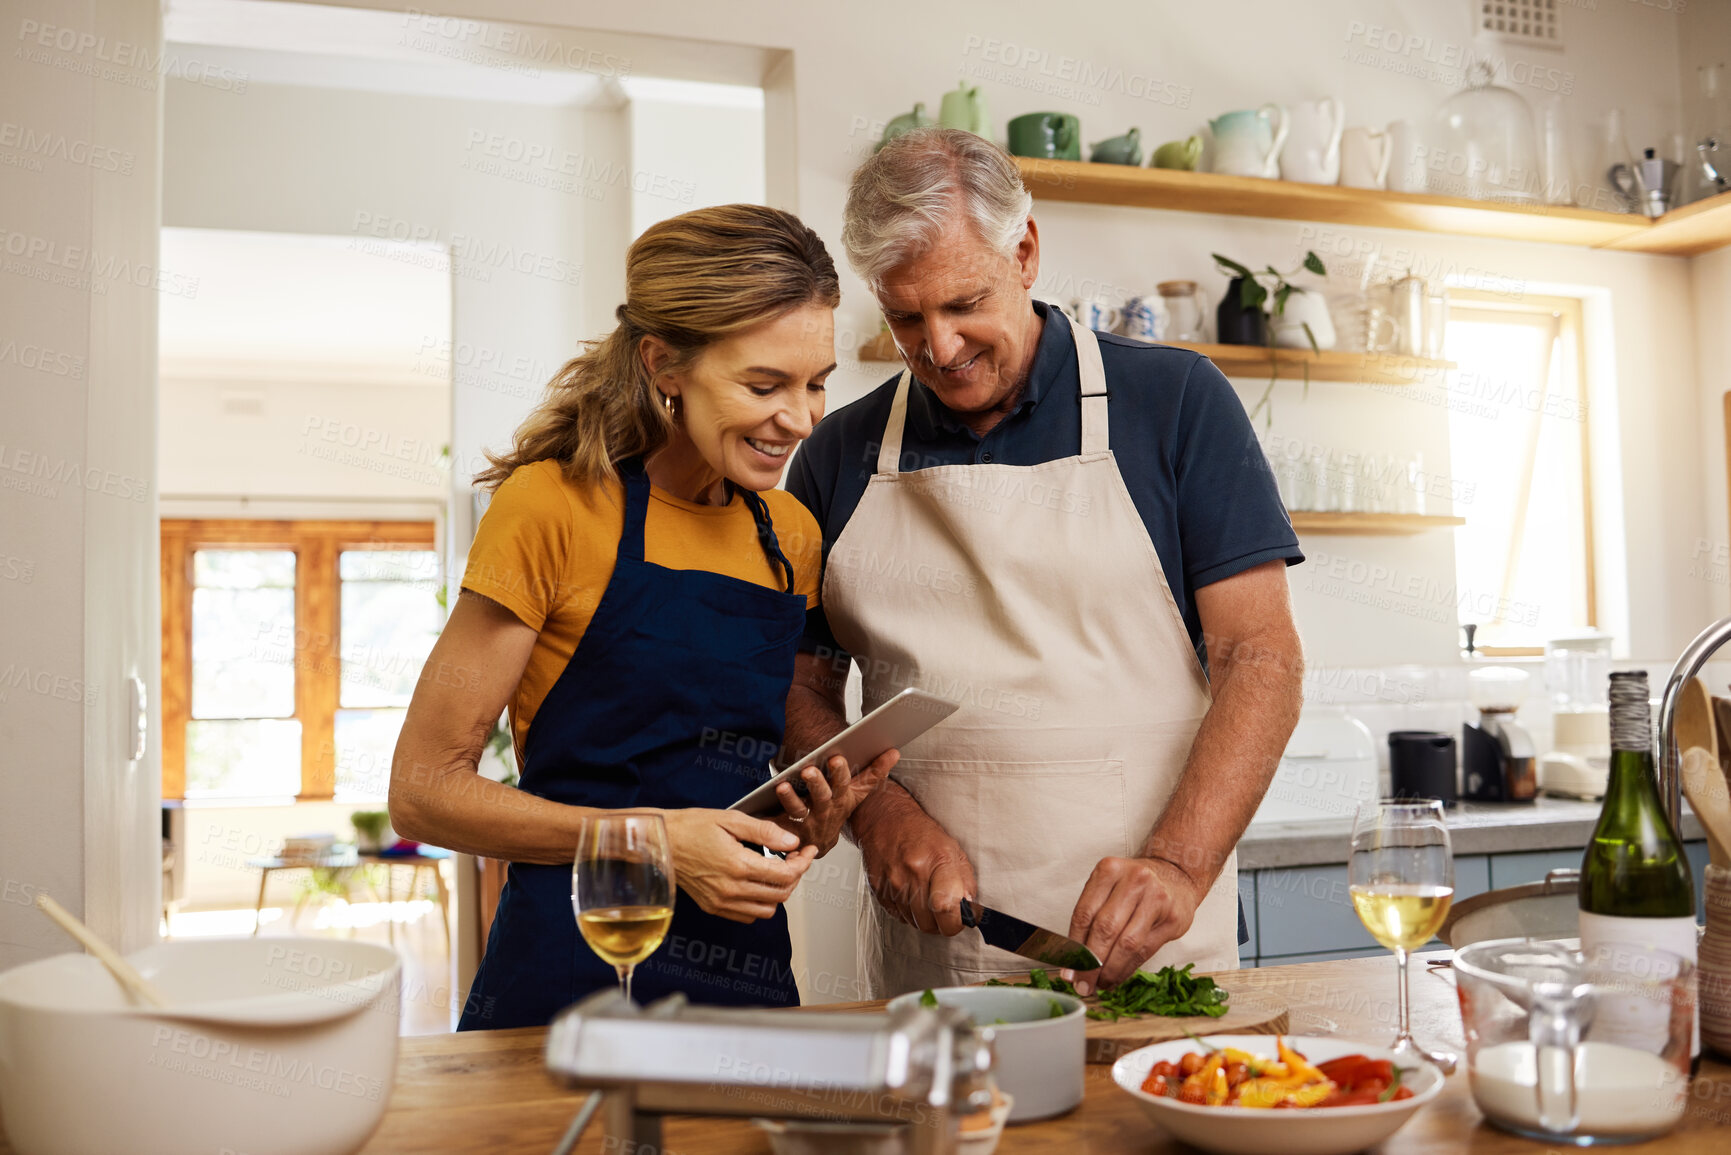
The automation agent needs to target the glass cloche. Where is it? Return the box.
[1431,62,1541,202]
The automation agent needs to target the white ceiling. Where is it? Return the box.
[159,228,452,384]
[164,0,766,107]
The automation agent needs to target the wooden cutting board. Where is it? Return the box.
[1080,985,1290,1063]
[984,973,1290,1064]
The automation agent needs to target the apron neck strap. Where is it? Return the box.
[1064,314,1111,456]
[616,457,652,563]
[739,488,797,594]
[618,456,795,594]
[878,311,1113,474]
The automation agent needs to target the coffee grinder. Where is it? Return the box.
[1461,666,1537,802]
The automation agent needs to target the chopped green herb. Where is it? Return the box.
[986,964,1229,1020]
[919,988,937,1008]
[1379,1066,1410,1103]
[1048,999,1066,1019]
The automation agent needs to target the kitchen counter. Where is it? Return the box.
[204,954,1724,1155]
[1240,795,1709,870]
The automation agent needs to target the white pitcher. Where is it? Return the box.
[1272,289,1337,350]
[1209,104,1288,179]
[1280,98,1344,184]
[1387,119,1428,193]
[1340,126,1392,189]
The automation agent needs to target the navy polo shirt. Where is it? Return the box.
[789,300,1304,672]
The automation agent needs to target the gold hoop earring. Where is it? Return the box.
[659,390,676,419]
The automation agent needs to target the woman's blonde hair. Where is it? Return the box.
[475,204,840,491]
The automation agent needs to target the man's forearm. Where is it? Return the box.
[1141,629,1304,895]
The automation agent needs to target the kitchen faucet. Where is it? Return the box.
[1656,616,1731,830]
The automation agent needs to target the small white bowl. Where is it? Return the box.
[1111,1034,1443,1155]
[0,937,400,1155]
[886,986,1084,1122]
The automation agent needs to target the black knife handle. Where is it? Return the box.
[959,898,979,929]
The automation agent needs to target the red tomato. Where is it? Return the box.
[1179,1052,1205,1076]
[1151,1061,1178,1079]
[1178,1082,1208,1104]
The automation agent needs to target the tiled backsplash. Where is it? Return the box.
[1300,658,1731,784]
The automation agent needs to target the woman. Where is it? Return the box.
[390,205,893,1030]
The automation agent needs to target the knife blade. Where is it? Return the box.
[959,898,1101,971]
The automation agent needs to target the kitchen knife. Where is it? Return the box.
[959,898,1101,971]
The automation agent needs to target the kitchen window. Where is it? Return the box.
[1443,294,1594,651]
[161,520,439,802]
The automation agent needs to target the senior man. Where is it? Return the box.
[785,128,1305,998]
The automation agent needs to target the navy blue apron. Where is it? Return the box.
[458,458,807,1030]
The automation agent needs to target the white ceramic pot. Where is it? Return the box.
[0,937,401,1155]
[1271,289,1337,350]
[1339,126,1392,189]
[886,987,1085,1123]
[1209,104,1287,179]
[1387,119,1428,193]
[1280,98,1344,185]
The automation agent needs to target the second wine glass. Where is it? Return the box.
[573,813,675,1004]
[1348,799,1458,1073]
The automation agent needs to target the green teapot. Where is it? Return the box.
[938,81,992,138]
[1089,127,1143,166]
[877,101,936,151]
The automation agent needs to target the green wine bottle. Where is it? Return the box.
[1578,670,1697,1059]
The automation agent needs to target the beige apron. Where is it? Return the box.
[823,316,1240,998]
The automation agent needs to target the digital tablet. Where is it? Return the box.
[727,688,960,818]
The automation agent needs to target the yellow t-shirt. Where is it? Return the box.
[462,458,822,764]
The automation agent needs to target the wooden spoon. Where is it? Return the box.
[1676,678,1718,764]
[35,893,168,1008]
[1683,747,1731,869]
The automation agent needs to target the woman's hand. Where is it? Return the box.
[660,809,818,923]
[772,749,899,856]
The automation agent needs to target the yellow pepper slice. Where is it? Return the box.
[1282,1081,1337,1108]
[1277,1036,1326,1084]
[1207,1063,1229,1106]
[1182,1053,1225,1098]
[1234,1078,1302,1109]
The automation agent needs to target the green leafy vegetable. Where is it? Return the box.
[987,965,1230,1021]
[1048,999,1066,1019]
[919,988,937,1008]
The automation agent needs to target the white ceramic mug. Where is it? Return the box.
[1280,98,1344,185]
[1340,126,1392,189]
[1387,120,1427,193]
[1072,298,1120,333]
[1209,104,1287,178]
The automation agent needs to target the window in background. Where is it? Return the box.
[162,521,438,802]
[335,549,441,801]
[1444,295,1593,651]
[186,550,301,797]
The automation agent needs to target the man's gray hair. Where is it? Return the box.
[842,127,1034,288]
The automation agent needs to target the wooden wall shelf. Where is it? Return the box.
[1290,512,1465,536]
[858,330,899,362]
[1015,158,1731,257]
[1167,341,1454,386]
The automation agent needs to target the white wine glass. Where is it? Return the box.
[573,813,675,1004]
[1348,799,1459,1073]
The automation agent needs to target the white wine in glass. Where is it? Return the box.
[1348,800,1458,1073]
[573,813,675,1003]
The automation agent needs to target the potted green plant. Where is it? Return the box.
[351,809,394,853]
[1211,250,1328,426]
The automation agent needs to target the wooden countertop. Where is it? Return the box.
[4,955,1723,1153]
[361,953,1728,1154]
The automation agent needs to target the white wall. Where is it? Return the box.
[161,80,617,560]
[0,0,163,965]
[626,86,766,235]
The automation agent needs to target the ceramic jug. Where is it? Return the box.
[1340,126,1392,189]
[938,82,991,138]
[1151,135,1203,170]
[1089,127,1143,166]
[1209,104,1287,178]
[1271,288,1337,350]
[878,102,935,152]
[1281,98,1344,184]
[1387,119,1428,193]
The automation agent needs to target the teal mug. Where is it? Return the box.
[1008,112,1081,161]
[1089,127,1142,166]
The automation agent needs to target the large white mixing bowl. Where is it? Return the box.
[0,937,400,1155]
